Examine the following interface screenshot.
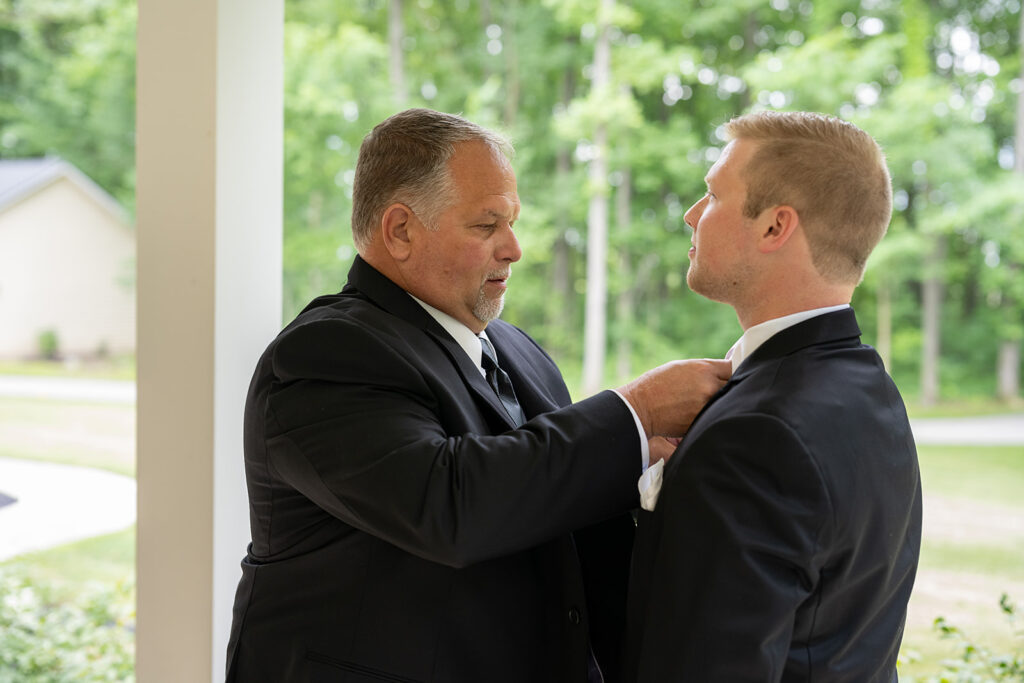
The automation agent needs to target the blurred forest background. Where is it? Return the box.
[2,0,1022,401]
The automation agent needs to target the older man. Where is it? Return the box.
[225,108,730,682]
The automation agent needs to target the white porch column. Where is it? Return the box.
[136,0,283,680]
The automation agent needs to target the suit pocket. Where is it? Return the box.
[306,651,424,683]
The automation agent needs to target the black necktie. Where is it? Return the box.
[479,336,526,427]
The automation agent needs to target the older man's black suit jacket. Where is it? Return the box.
[226,256,640,682]
[624,308,921,682]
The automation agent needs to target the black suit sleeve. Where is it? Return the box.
[632,415,832,682]
[256,317,640,569]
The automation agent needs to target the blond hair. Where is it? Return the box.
[350,108,511,251]
[724,111,892,284]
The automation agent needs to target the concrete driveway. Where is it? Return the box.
[0,375,134,403]
[0,457,136,561]
[909,413,1024,446]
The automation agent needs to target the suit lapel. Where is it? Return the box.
[346,256,520,430]
[429,329,521,430]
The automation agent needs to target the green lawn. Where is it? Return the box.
[0,357,135,381]
[922,539,1024,581]
[0,396,135,476]
[1,528,135,601]
[916,444,1024,507]
[905,398,1024,419]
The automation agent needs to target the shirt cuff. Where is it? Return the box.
[612,389,650,470]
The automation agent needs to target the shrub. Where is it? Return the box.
[36,330,60,361]
[915,593,1024,682]
[0,570,134,682]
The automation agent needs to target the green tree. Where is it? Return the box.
[0,0,136,210]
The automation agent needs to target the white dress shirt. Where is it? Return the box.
[638,304,850,511]
[411,296,649,471]
[411,295,489,377]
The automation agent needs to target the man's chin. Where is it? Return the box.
[685,270,703,296]
[686,272,717,302]
[687,277,735,306]
[474,296,505,324]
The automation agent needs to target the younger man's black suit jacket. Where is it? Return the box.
[625,308,922,682]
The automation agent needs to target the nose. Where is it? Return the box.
[497,223,522,263]
[683,196,706,231]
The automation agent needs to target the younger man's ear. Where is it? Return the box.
[381,203,415,261]
[758,205,799,253]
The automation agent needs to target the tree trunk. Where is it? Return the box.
[388,0,407,105]
[547,62,577,355]
[551,144,573,311]
[999,7,1024,404]
[997,340,1021,403]
[615,167,633,382]
[503,0,520,128]
[551,234,572,331]
[920,235,946,406]
[552,145,569,307]
[1016,5,1024,180]
[581,0,613,395]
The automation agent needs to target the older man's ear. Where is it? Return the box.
[380,203,415,262]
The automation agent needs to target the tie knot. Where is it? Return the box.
[479,336,498,369]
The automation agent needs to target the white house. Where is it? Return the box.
[0,157,135,359]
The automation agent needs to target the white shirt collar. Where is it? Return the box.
[726,304,850,372]
[410,295,489,375]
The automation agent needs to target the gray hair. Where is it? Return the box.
[350,108,512,251]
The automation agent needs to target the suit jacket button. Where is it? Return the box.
[568,607,581,625]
